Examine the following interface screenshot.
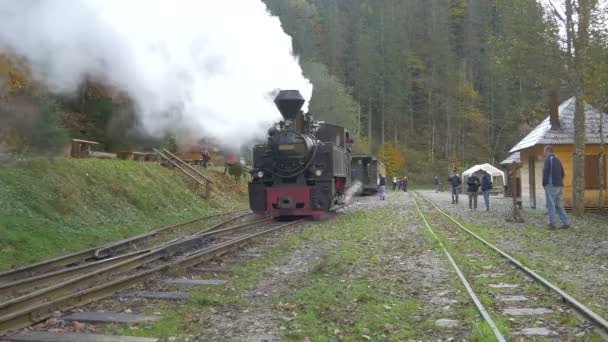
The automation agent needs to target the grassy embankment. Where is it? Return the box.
[0,158,247,270]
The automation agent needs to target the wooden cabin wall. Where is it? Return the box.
[521,145,608,208]
[554,145,608,208]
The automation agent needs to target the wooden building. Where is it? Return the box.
[508,98,608,209]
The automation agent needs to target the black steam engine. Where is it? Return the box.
[249,90,352,217]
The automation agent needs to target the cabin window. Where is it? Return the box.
[585,155,606,189]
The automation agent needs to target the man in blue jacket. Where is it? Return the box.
[481,171,493,211]
[542,145,569,230]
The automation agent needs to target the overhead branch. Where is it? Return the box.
[547,0,566,24]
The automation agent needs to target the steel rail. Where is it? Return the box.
[0,250,148,298]
[93,211,249,258]
[415,191,608,334]
[0,219,304,336]
[0,209,247,284]
[0,215,259,298]
[410,193,507,342]
[0,217,272,317]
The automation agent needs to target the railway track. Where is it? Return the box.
[411,191,608,340]
[0,211,262,301]
[0,209,298,336]
[0,209,248,285]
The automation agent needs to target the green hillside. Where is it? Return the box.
[0,158,247,270]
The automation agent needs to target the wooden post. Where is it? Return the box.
[506,162,524,223]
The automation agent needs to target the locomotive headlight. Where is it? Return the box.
[315,169,323,176]
[257,171,264,178]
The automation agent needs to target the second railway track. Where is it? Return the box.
[0,209,249,285]
[0,210,255,301]
[411,191,608,340]
[0,209,308,336]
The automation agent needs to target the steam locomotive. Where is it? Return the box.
[248,90,352,217]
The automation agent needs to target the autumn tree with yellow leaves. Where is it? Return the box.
[378,143,404,177]
[0,53,29,96]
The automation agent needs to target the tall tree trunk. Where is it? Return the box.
[368,96,372,144]
[428,88,433,161]
[381,83,385,145]
[599,101,605,209]
[573,96,586,214]
[570,0,593,215]
[409,95,414,139]
[446,95,451,160]
[357,101,361,138]
[394,125,397,144]
[490,71,495,164]
[380,8,386,146]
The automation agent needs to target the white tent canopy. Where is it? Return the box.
[462,163,505,186]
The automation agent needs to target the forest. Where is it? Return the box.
[0,0,607,184]
[264,0,608,180]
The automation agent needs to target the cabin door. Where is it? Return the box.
[529,156,536,209]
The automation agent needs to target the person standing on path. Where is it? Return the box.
[378,174,386,200]
[201,146,210,169]
[467,172,481,210]
[481,171,493,211]
[434,176,440,192]
[403,176,408,192]
[449,172,461,204]
[393,176,397,190]
[542,145,569,230]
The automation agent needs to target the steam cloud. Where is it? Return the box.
[0,0,312,146]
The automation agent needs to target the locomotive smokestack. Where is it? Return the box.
[274,90,305,120]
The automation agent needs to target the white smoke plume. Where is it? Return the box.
[0,0,312,146]
[344,180,362,204]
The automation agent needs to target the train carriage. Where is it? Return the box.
[351,155,386,195]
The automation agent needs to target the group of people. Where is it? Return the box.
[377,174,409,200]
[392,176,409,192]
[446,170,494,211]
[443,145,569,230]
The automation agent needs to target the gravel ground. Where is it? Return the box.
[417,189,608,320]
[22,192,568,342]
[189,193,476,341]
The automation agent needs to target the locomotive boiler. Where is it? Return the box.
[248,90,352,217]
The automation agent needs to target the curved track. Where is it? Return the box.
[0,209,248,285]
[0,211,288,335]
[412,191,608,340]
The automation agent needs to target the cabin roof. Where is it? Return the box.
[500,152,521,165]
[509,97,608,153]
